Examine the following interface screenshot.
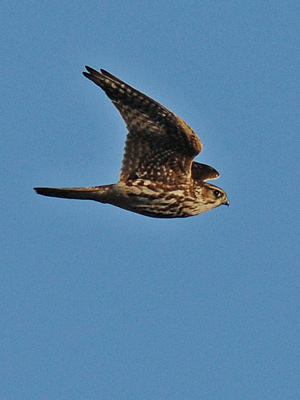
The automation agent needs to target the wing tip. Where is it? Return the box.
[83,65,121,84]
[82,65,101,80]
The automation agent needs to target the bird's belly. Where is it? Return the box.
[110,181,197,218]
[125,193,188,218]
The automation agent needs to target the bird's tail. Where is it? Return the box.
[34,185,113,203]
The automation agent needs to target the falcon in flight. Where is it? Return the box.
[34,66,229,218]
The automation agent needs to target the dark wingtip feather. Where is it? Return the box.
[82,66,102,80]
[100,69,111,76]
[85,65,98,74]
[83,66,122,85]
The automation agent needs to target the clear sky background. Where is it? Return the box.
[1,1,300,399]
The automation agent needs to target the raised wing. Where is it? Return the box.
[83,66,203,184]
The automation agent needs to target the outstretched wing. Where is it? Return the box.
[83,66,203,184]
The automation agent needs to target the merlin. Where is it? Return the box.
[34,66,229,218]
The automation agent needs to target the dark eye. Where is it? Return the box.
[213,190,222,198]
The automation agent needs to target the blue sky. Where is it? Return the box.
[1,1,300,399]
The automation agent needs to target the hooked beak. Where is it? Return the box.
[223,198,230,206]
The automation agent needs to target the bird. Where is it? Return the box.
[34,66,229,218]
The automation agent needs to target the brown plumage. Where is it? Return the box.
[34,66,229,218]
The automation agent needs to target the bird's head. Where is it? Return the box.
[198,183,229,211]
[192,182,229,212]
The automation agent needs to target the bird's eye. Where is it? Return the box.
[213,190,222,198]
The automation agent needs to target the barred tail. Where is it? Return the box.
[34,185,113,202]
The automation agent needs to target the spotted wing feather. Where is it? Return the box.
[83,66,203,184]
